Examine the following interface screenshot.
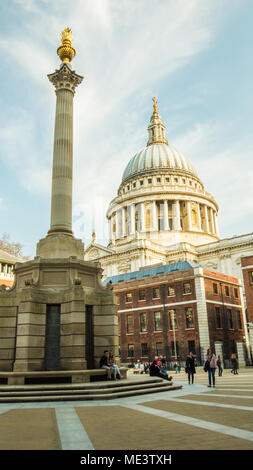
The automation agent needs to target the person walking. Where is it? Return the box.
[185,351,196,385]
[205,349,217,387]
[217,355,223,377]
[231,353,239,375]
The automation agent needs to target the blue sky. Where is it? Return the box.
[0,0,252,258]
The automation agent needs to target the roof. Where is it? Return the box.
[103,261,201,285]
[0,248,20,263]
[122,143,198,183]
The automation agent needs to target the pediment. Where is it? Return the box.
[84,243,114,261]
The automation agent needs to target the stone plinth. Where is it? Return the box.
[0,256,118,372]
[36,233,84,259]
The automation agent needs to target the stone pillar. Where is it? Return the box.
[121,207,126,237]
[152,201,158,231]
[172,200,181,231]
[214,342,224,367]
[115,210,120,239]
[48,63,83,236]
[140,203,145,232]
[210,209,215,234]
[36,60,84,259]
[248,325,253,364]
[187,201,192,231]
[214,212,219,237]
[197,203,202,231]
[236,341,246,367]
[204,205,210,233]
[194,267,210,362]
[130,204,135,235]
[163,200,169,230]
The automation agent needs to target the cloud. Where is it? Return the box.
[1,0,243,250]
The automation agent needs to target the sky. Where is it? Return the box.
[0,0,253,258]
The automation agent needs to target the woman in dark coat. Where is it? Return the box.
[186,351,196,384]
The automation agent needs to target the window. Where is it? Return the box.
[168,285,175,296]
[188,340,196,354]
[140,313,147,332]
[140,180,144,186]
[168,310,177,330]
[154,312,162,331]
[157,177,161,183]
[153,287,160,299]
[127,185,130,190]
[213,283,218,294]
[127,344,134,358]
[139,289,146,301]
[225,285,230,297]
[227,310,233,329]
[183,282,191,294]
[148,178,152,184]
[166,177,170,182]
[215,307,222,329]
[249,271,253,284]
[141,343,148,357]
[237,310,242,329]
[156,342,163,356]
[185,307,194,328]
[174,178,178,183]
[126,292,132,303]
[234,288,238,299]
[127,315,134,334]
[133,182,136,188]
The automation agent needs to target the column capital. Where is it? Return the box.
[48,62,83,94]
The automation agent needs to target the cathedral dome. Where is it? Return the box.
[122,142,198,183]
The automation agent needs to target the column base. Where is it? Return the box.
[36,232,84,260]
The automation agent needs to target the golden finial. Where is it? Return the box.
[57,28,76,63]
[152,96,158,113]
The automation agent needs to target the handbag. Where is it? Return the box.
[204,360,210,372]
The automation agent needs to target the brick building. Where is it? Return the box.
[105,261,250,367]
[241,255,253,361]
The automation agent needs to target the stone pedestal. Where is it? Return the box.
[0,257,119,372]
[236,341,246,367]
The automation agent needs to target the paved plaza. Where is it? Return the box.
[0,368,253,450]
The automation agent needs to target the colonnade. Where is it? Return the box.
[109,200,219,240]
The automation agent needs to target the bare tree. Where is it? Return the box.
[0,233,29,260]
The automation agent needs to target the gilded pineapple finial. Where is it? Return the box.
[57,28,76,63]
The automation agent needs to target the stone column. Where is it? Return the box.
[187,201,192,231]
[130,204,135,234]
[36,60,84,259]
[48,63,83,235]
[152,201,158,230]
[172,200,181,230]
[197,203,202,231]
[210,209,215,234]
[204,205,210,233]
[140,203,145,232]
[163,200,169,230]
[121,207,126,237]
[214,212,219,237]
[115,210,120,239]
[236,341,246,367]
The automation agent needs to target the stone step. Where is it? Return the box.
[0,384,182,403]
[0,377,163,392]
[0,380,171,397]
